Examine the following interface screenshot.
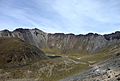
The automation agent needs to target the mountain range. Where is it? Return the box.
[1,28,120,54]
[0,28,120,81]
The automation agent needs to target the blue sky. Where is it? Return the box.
[0,0,120,34]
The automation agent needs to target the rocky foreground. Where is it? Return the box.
[60,53,120,81]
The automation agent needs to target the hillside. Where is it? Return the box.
[60,53,120,81]
[0,28,120,81]
[0,37,47,68]
[0,28,120,55]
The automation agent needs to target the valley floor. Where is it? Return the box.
[0,52,118,81]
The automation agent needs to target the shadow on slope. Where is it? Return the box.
[0,37,48,68]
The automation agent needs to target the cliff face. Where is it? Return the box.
[0,28,120,54]
[47,33,107,54]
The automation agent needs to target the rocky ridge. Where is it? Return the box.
[0,28,120,54]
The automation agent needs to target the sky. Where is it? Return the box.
[0,0,120,34]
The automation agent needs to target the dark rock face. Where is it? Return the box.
[0,29,13,37]
[0,28,120,54]
[104,31,120,40]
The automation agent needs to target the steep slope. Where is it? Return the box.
[0,28,120,55]
[0,37,47,68]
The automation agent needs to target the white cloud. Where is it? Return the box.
[0,0,120,34]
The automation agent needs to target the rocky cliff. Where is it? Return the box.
[0,28,120,54]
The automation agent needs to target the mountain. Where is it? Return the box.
[0,28,120,55]
[0,28,120,81]
[0,37,47,68]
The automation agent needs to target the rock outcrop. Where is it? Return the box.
[60,53,120,81]
[0,28,120,54]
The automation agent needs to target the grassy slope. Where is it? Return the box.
[38,44,119,81]
[0,37,47,68]
[1,47,116,81]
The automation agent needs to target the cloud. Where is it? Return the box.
[52,0,120,33]
[0,0,120,34]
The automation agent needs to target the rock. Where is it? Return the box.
[1,28,120,54]
[60,55,120,81]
